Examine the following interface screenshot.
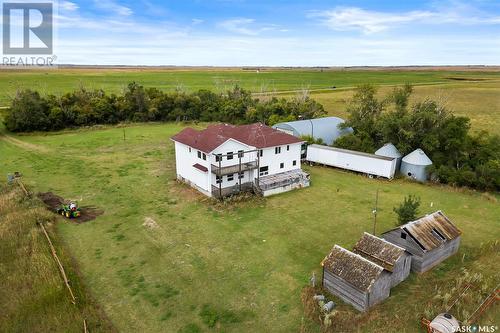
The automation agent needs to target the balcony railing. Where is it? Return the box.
[211,182,256,198]
[211,161,258,176]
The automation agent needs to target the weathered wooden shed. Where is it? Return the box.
[321,245,392,312]
[382,211,461,273]
[353,232,411,287]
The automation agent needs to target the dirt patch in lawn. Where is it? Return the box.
[143,217,159,229]
[38,192,104,223]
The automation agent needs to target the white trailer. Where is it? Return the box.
[306,144,398,179]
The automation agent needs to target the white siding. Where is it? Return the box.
[210,139,256,189]
[174,141,211,194]
[259,143,301,176]
[211,139,254,168]
[173,138,304,197]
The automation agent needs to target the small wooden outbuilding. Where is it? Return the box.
[353,232,411,287]
[382,211,461,273]
[321,245,392,312]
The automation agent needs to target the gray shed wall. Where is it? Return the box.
[367,271,392,308]
[323,269,368,311]
[390,253,412,287]
[383,230,461,273]
[323,268,391,312]
[417,237,461,273]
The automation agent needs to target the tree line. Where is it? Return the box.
[3,83,326,132]
[334,84,500,191]
[4,82,498,191]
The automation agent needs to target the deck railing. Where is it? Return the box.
[211,161,258,176]
[211,182,256,198]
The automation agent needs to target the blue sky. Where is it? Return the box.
[49,0,500,65]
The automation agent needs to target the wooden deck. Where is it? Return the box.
[258,169,310,191]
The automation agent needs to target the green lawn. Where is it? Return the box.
[1,122,499,332]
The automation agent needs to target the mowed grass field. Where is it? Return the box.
[1,122,499,332]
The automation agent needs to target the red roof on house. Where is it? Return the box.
[171,123,303,153]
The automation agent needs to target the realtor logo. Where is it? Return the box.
[2,2,53,54]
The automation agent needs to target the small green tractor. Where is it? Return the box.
[56,202,81,219]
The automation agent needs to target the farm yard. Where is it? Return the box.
[1,118,499,332]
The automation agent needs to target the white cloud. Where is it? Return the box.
[311,3,500,34]
[218,18,259,35]
[311,7,434,34]
[93,0,133,16]
[192,18,204,25]
[218,18,281,36]
[59,1,78,11]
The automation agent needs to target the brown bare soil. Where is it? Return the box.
[38,192,104,222]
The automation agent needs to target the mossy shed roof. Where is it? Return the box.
[353,233,406,272]
[322,245,384,292]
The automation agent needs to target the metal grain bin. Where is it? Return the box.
[400,148,432,182]
[375,143,402,171]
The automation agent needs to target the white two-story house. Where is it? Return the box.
[171,123,310,198]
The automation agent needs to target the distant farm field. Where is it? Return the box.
[1,122,499,332]
[1,67,499,134]
[295,80,500,135]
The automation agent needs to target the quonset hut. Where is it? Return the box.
[353,233,411,287]
[375,143,403,171]
[382,211,461,273]
[272,116,353,145]
[400,148,433,182]
[321,245,392,312]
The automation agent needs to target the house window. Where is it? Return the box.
[259,149,263,157]
[259,166,269,176]
[197,151,201,159]
[238,150,244,158]
[275,147,281,154]
[293,160,297,166]
[287,145,290,151]
[227,152,234,160]
[215,154,222,162]
[280,162,284,169]
[202,153,206,160]
[238,172,244,179]
[401,232,407,239]
[216,175,222,184]
[227,174,234,182]
[189,147,191,153]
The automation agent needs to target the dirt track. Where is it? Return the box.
[38,192,104,223]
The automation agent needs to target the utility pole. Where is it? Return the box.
[372,189,379,235]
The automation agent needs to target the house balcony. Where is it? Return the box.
[211,161,258,176]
